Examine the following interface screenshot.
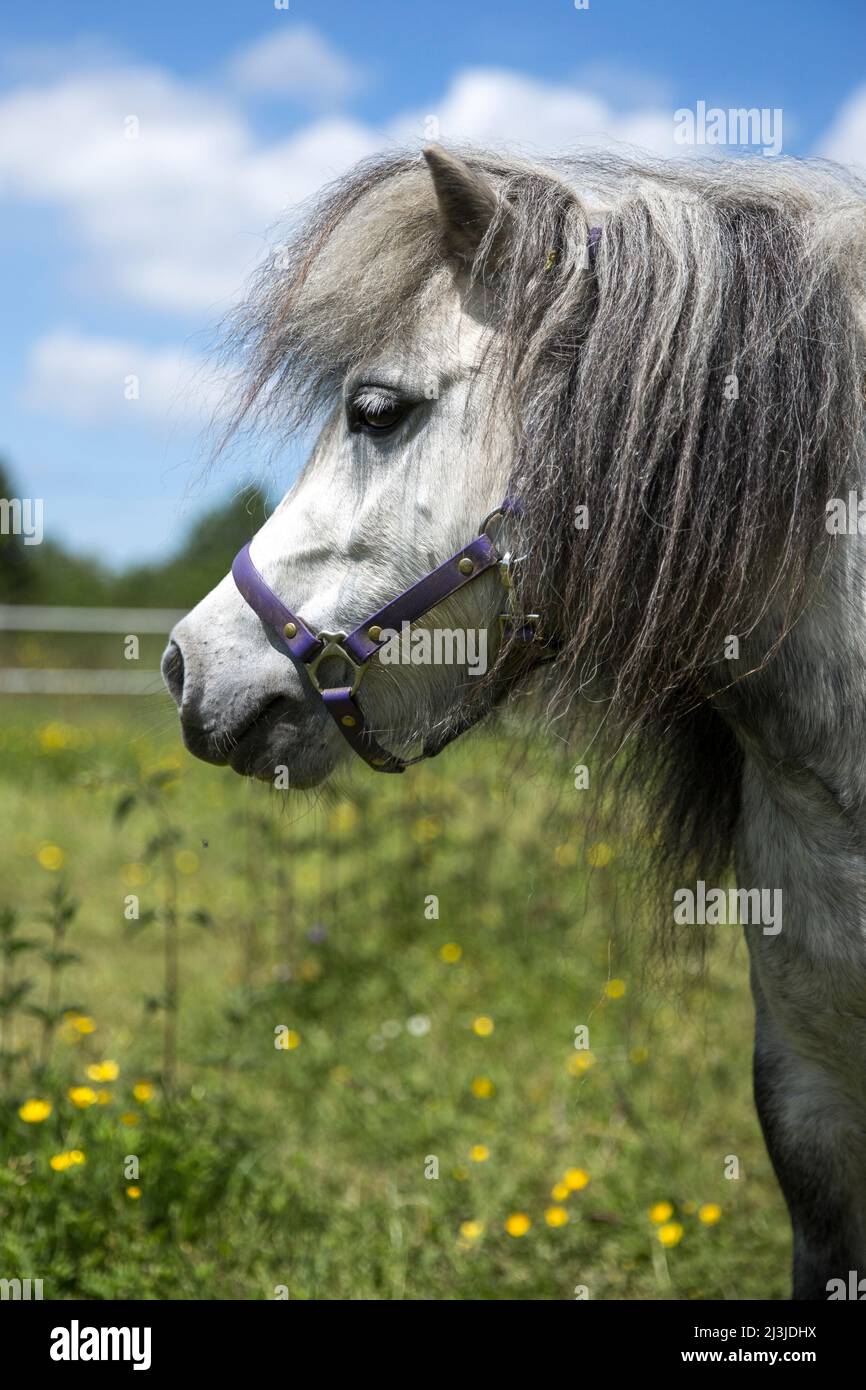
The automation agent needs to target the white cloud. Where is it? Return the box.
[389,67,679,157]
[819,84,866,166]
[227,25,367,104]
[23,329,234,431]
[0,61,378,315]
[14,34,863,436]
[1,49,684,430]
[0,45,680,328]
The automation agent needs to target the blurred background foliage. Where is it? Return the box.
[0,455,790,1300]
[0,457,271,608]
[0,701,790,1300]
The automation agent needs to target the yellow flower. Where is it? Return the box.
[284,1030,301,1050]
[551,1182,570,1202]
[121,1112,140,1126]
[469,1144,489,1163]
[472,1016,494,1037]
[126,1186,142,1200]
[132,1081,154,1103]
[545,1205,569,1228]
[86,1060,119,1082]
[64,1012,96,1036]
[630,1045,649,1064]
[657,1221,684,1248]
[19,1098,52,1123]
[459,1219,484,1240]
[564,1167,590,1191]
[471,1076,494,1098]
[505,1212,531,1237]
[604,978,626,999]
[39,722,71,751]
[699,1203,722,1225]
[567,1051,595,1075]
[586,841,613,868]
[37,843,64,871]
[175,849,199,875]
[68,1086,97,1108]
[440,942,462,963]
[649,1200,674,1224]
[49,1149,85,1172]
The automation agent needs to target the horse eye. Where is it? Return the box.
[349,388,411,435]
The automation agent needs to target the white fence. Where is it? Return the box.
[0,604,185,696]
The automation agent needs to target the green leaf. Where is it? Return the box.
[125,908,158,931]
[0,937,40,957]
[114,792,138,824]
[0,980,34,1010]
[40,949,81,968]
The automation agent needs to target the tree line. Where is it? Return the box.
[0,460,270,608]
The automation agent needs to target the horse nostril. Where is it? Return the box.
[161,640,185,706]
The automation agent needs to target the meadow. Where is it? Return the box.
[0,689,791,1300]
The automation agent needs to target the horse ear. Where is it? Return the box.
[422,145,503,262]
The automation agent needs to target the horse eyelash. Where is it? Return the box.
[347,384,415,434]
[350,385,402,415]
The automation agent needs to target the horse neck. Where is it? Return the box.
[725,526,866,988]
[733,532,866,810]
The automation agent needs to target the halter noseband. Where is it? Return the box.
[231,498,547,774]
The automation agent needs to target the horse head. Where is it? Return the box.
[163,147,541,786]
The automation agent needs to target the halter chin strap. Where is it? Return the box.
[231,499,548,774]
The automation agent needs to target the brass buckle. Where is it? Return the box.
[306,632,367,697]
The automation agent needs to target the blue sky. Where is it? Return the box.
[1,0,864,563]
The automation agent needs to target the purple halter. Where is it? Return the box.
[231,499,545,774]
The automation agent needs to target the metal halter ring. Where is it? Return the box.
[479,506,507,542]
[305,632,367,697]
[231,493,548,775]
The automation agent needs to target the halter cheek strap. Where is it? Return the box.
[231,500,546,774]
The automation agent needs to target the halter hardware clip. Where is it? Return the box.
[305,632,367,697]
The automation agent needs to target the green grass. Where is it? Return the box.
[0,693,790,1299]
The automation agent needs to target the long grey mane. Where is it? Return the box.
[221,147,866,894]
